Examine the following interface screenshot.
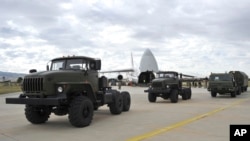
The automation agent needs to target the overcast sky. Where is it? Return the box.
[1,0,250,77]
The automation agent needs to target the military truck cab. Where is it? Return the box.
[207,73,240,97]
[229,71,248,92]
[144,71,192,103]
[6,56,131,127]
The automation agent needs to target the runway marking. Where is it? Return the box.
[126,99,248,141]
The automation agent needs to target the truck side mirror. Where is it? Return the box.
[90,60,101,70]
[46,65,49,71]
[29,69,37,73]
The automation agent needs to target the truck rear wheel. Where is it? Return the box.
[68,96,93,127]
[170,89,178,103]
[109,92,123,115]
[181,89,188,100]
[25,105,51,124]
[121,91,131,112]
[187,88,192,99]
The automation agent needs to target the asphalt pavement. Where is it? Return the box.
[0,86,249,141]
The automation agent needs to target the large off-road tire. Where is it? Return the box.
[237,88,241,95]
[68,96,94,127]
[121,91,131,112]
[181,89,188,100]
[187,88,192,99]
[25,105,51,124]
[148,92,157,102]
[109,92,123,115]
[211,91,217,97]
[231,90,236,98]
[170,89,178,103]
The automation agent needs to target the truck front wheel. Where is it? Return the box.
[170,89,178,103]
[148,92,157,102]
[68,96,93,127]
[25,105,51,124]
[231,90,236,98]
[211,91,217,97]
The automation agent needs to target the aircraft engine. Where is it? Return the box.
[117,75,123,80]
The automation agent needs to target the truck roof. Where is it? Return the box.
[157,71,178,74]
[51,56,100,61]
[229,71,248,78]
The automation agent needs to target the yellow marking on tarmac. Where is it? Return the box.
[127,99,248,141]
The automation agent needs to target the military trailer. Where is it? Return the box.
[229,71,248,92]
[144,71,192,103]
[6,56,131,127]
[207,72,240,97]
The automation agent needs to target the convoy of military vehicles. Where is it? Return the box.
[4,55,249,127]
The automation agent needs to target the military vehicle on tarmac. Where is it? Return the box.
[6,56,131,127]
[144,71,192,103]
[229,71,248,92]
[207,72,241,98]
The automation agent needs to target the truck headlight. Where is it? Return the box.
[166,85,169,88]
[57,86,63,93]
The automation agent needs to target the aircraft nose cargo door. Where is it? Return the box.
[138,71,155,84]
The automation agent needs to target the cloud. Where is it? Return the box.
[0,0,250,77]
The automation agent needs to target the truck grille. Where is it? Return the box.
[152,82,163,88]
[23,77,43,93]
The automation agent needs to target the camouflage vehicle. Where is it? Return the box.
[229,71,248,92]
[207,72,240,97]
[144,71,192,103]
[6,56,131,127]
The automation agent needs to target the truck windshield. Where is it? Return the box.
[51,59,87,71]
[210,75,232,81]
[158,73,175,78]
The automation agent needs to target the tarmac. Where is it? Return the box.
[0,86,249,141]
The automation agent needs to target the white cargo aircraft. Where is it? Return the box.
[101,48,159,85]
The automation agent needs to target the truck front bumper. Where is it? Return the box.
[207,87,236,93]
[144,88,171,93]
[6,96,67,106]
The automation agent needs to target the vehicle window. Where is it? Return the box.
[214,76,219,80]
[158,74,164,78]
[66,59,87,70]
[166,74,174,78]
[51,60,65,70]
[210,75,231,81]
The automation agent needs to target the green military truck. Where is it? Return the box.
[207,72,240,97]
[144,71,192,103]
[229,71,248,92]
[6,56,131,127]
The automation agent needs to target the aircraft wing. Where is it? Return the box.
[100,68,134,73]
[181,74,195,78]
